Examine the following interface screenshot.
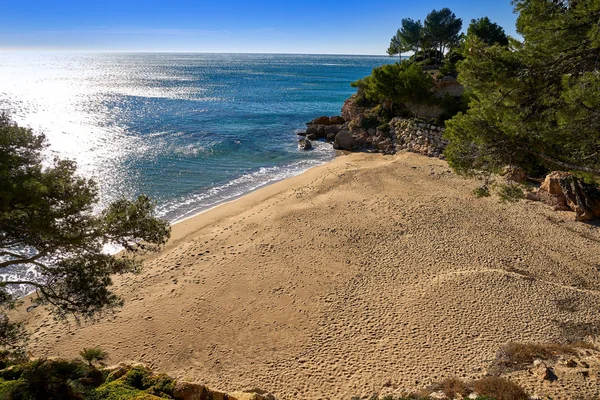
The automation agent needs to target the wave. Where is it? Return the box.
[159,144,333,223]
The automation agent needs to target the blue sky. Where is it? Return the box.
[0,1,518,54]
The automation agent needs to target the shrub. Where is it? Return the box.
[123,366,154,390]
[473,185,490,198]
[473,377,528,400]
[437,92,470,124]
[362,114,381,130]
[439,377,469,398]
[0,379,26,399]
[377,123,391,133]
[93,379,149,399]
[80,347,109,367]
[495,342,578,373]
[497,184,524,203]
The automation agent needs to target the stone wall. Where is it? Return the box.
[390,118,448,159]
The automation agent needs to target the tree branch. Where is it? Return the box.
[521,148,600,174]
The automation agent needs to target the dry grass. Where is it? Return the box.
[494,342,579,373]
[434,377,469,399]
[473,377,529,400]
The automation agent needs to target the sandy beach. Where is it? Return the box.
[20,152,600,399]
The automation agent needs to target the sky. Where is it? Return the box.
[0,1,519,54]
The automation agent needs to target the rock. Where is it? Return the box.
[532,361,558,382]
[429,391,450,399]
[341,94,367,121]
[305,124,327,138]
[559,175,600,221]
[296,131,307,137]
[173,382,207,400]
[325,125,341,135]
[532,172,600,220]
[329,116,345,125]
[334,131,354,150]
[308,116,331,126]
[306,133,318,141]
[298,139,312,150]
[540,171,571,195]
[326,132,336,142]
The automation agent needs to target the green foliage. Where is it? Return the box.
[388,8,467,67]
[0,358,176,399]
[445,1,600,176]
[437,92,470,124]
[423,8,463,64]
[0,115,171,350]
[377,123,390,133]
[352,63,434,114]
[80,347,109,367]
[123,366,154,390]
[94,379,152,400]
[467,17,509,46]
[388,19,424,60]
[473,185,491,198]
[0,378,26,399]
[498,184,525,203]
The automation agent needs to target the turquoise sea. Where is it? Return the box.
[1,53,393,222]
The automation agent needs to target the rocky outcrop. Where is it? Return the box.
[173,382,207,400]
[300,112,448,157]
[558,174,600,221]
[172,382,276,400]
[527,171,600,221]
[301,115,346,141]
[341,94,368,121]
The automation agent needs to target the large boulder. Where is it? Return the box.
[333,131,354,150]
[528,171,600,221]
[540,171,572,195]
[308,116,331,126]
[329,116,345,125]
[559,174,600,221]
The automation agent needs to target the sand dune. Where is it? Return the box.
[21,153,600,399]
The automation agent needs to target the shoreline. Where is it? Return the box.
[167,151,340,228]
[164,149,347,251]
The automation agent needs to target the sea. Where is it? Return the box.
[0,52,393,293]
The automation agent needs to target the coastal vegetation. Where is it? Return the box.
[0,114,171,353]
[445,0,600,177]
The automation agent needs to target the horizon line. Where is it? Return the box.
[0,49,405,57]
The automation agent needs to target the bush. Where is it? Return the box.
[123,366,154,390]
[497,184,525,203]
[93,379,151,399]
[80,347,109,367]
[473,377,528,400]
[439,377,469,398]
[0,379,26,399]
[473,185,491,198]
[495,342,578,372]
